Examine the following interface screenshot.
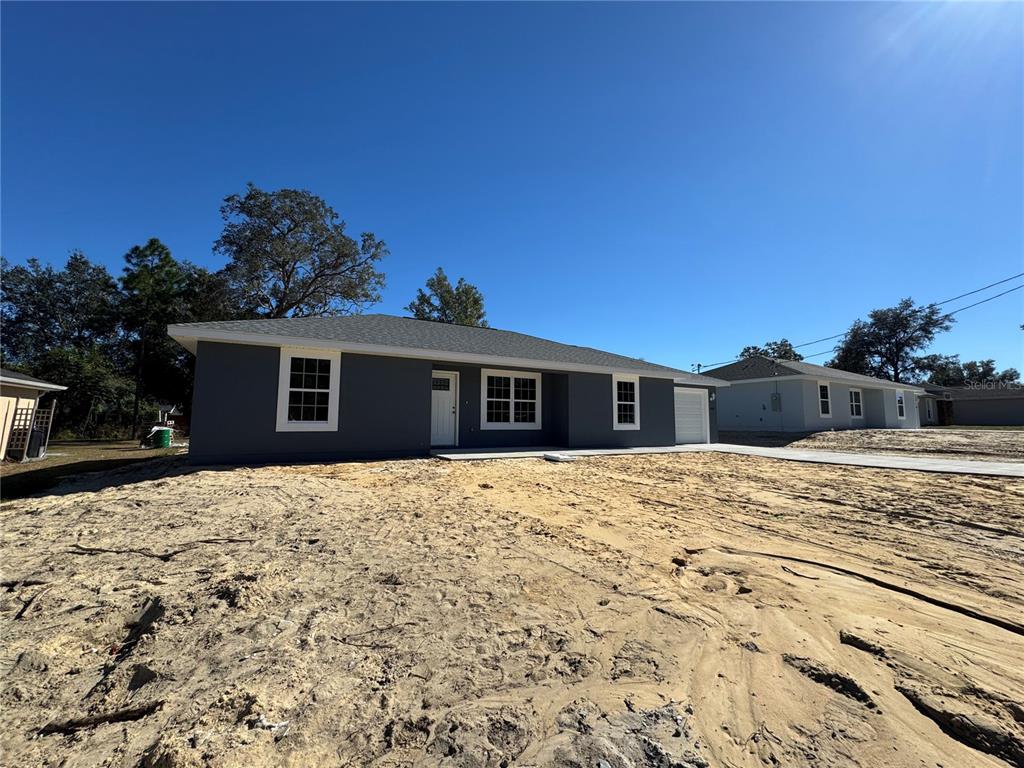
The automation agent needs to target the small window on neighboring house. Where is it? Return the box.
[818,382,832,417]
[613,374,640,430]
[927,400,933,420]
[896,391,906,419]
[276,348,341,432]
[849,388,863,418]
[481,369,540,429]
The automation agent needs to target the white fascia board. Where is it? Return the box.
[720,374,926,393]
[167,325,696,381]
[0,376,67,392]
[673,377,730,388]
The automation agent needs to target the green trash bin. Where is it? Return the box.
[153,427,172,448]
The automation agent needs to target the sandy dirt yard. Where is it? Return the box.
[723,428,1024,463]
[1,453,1023,768]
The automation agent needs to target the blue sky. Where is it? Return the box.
[3,2,1022,372]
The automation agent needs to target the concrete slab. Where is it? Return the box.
[432,443,1024,477]
[689,444,1024,478]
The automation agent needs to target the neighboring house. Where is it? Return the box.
[0,368,67,461]
[922,385,1024,427]
[168,315,728,465]
[706,356,925,432]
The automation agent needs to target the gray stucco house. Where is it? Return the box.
[168,315,728,464]
[706,356,925,432]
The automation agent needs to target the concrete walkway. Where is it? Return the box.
[433,443,1024,478]
[685,443,1024,478]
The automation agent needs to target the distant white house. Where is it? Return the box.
[705,356,925,432]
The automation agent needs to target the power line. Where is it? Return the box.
[800,349,833,360]
[945,282,1023,316]
[792,332,846,350]
[935,273,1023,307]
[693,274,1024,372]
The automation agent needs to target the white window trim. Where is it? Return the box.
[926,400,933,420]
[276,347,341,432]
[849,387,864,419]
[479,368,542,430]
[896,390,906,420]
[817,381,832,419]
[612,373,641,431]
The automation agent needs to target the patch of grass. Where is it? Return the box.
[1,440,182,500]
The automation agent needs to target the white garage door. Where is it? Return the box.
[674,388,709,444]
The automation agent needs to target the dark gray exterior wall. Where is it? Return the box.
[566,374,675,448]
[190,341,432,464]
[951,397,1024,426]
[190,342,698,463]
[707,387,719,442]
[428,362,568,448]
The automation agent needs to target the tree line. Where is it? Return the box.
[739,297,1019,386]
[1,183,488,438]
[7,180,1011,439]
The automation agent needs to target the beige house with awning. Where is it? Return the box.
[0,369,66,461]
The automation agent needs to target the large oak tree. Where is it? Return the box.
[828,298,953,382]
[216,183,388,318]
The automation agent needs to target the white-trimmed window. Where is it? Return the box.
[612,374,640,430]
[817,382,832,418]
[480,369,541,430]
[896,390,906,419]
[849,388,863,418]
[276,347,341,432]
[926,400,933,421]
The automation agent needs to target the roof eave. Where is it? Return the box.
[168,325,705,382]
[718,373,926,393]
[0,376,68,392]
[673,376,730,388]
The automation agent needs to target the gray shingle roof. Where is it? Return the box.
[169,314,725,385]
[0,368,66,390]
[704,356,926,391]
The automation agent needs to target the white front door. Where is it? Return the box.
[674,388,709,444]
[430,371,458,446]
